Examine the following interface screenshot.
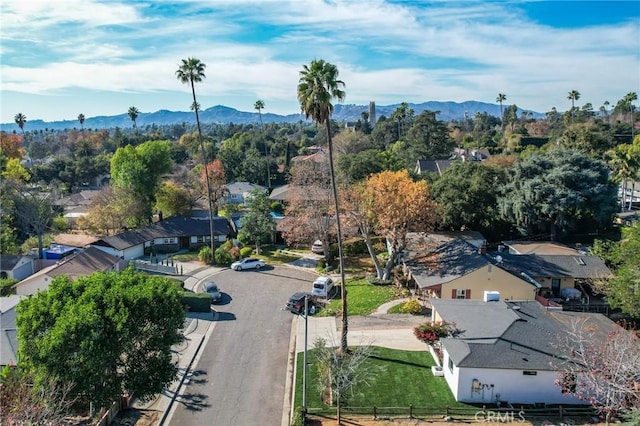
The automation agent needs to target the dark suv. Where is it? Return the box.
[285,292,315,314]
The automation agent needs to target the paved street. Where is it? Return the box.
[168,265,317,426]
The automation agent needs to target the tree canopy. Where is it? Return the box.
[16,268,185,410]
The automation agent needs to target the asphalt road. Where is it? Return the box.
[169,265,317,426]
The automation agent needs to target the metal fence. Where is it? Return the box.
[131,259,178,275]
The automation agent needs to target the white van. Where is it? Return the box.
[312,276,334,298]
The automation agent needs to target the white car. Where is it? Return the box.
[231,258,266,271]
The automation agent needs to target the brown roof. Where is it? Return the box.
[52,233,99,248]
[502,241,581,255]
[48,247,121,280]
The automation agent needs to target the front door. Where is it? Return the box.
[551,278,561,297]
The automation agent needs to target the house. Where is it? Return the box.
[0,255,35,280]
[495,252,612,299]
[225,182,266,205]
[14,247,126,296]
[0,295,24,367]
[401,234,540,301]
[91,216,235,260]
[52,233,99,249]
[415,159,453,176]
[500,241,584,255]
[430,298,620,405]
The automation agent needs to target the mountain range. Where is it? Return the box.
[1,101,544,132]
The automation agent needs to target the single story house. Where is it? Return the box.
[91,215,235,260]
[402,235,540,301]
[0,255,35,281]
[431,299,620,405]
[14,247,125,296]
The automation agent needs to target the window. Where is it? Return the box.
[522,371,537,376]
[448,357,454,373]
[163,238,175,244]
[456,289,466,299]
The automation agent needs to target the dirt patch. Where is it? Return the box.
[110,408,161,426]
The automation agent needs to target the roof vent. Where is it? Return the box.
[574,257,586,265]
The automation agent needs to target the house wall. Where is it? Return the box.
[91,245,143,261]
[440,266,537,301]
[454,365,584,405]
[15,273,53,296]
[443,348,461,398]
[11,257,34,281]
[534,277,575,296]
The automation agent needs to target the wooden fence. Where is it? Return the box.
[305,405,598,422]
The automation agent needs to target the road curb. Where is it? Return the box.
[282,314,299,426]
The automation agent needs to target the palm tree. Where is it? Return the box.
[624,91,637,139]
[603,100,610,121]
[176,57,215,257]
[127,106,139,130]
[567,90,581,123]
[14,113,26,136]
[78,113,85,137]
[254,100,271,188]
[297,59,348,353]
[496,93,507,125]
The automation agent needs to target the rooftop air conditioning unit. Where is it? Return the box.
[484,291,500,302]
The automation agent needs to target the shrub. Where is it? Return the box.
[367,275,393,286]
[181,292,211,313]
[51,215,68,232]
[239,247,253,258]
[198,246,213,264]
[0,278,18,296]
[401,299,423,315]
[214,246,234,266]
[343,238,369,256]
[270,202,283,214]
[413,321,458,345]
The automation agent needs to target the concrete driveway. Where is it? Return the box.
[168,265,317,426]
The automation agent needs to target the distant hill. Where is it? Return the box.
[1,101,544,132]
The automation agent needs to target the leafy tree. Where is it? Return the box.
[127,106,139,130]
[499,149,617,241]
[79,185,147,234]
[297,58,349,353]
[176,57,216,256]
[336,149,385,183]
[396,110,453,168]
[2,157,30,182]
[14,113,26,136]
[370,116,400,149]
[344,170,438,280]
[155,181,195,217]
[110,140,172,223]
[431,161,510,240]
[238,188,276,254]
[201,159,227,216]
[16,268,185,411]
[1,131,24,160]
[390,102,414,138]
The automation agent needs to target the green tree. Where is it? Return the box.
[238,188,276,254]
[155,181,195,217]
[16,268,185,411]
[567,90,581,123]
[176,57,215,256]
[297,59,349,353]
[431,162,509,240]
[127,106,139,130]
[499,149,617,241]
[14,113,26,136]
[396,110,452,167]
[496,93,507,125]
[110,140,172,223]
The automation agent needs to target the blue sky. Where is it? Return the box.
[1,0,638,123]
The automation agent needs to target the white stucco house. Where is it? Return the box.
[430,299,619,405]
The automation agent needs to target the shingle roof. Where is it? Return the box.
[405,239,490,289]
[47,247,121,280]
[94,216,233,250]
[436,299,619,370]
[0,295,23,366]
[497,253,612,279]
[416,160,453,175]
[502,241,582,255]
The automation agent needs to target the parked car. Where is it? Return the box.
[201,281,222,304]
[285,292,315,315]
[312,276,334,298]
[311,240,324,254]
[230,258,265,271]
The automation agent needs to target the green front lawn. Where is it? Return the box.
[320,277,399,316]
[294,346,469,409]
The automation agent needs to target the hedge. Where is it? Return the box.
[181,292,211,312]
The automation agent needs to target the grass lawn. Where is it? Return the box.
[294,346,469,410]
[319,277,399,316]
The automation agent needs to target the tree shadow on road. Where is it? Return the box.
[176,392,211,412]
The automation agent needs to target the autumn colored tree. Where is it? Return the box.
[79,186,147,234]
[155,181,195,217]
[201,159,227,216]
[345,170,438,280]
[0,132,24,160]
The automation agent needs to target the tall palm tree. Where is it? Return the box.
[78,113,85,136]
[176,57,215,257]
[254,100,271,188]
[603,100,610,121]
[14,113,26,136]
[624,91,637,139]
[496,93,507,125]
[567,90,581,123]
[127,106,139,130]
[297,59,348,353]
